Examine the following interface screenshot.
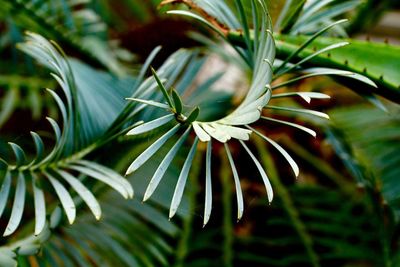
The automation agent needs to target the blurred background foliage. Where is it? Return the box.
[0,0,400,266]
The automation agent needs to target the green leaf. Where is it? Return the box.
[126,124,181,175]
[0,171,12,218]
[45,172,76,224]
[125,98,170,109]
[272,67,377,89]
[274,0,307,33]
[211,124,252,141]
[0,249,17,267]
[272,92,330,103]
[57,170,101,220]
[273,19,348,73]
[151,67,174,109]
[4,172,26,236]
[275,35,400,102]
[193,122,211,142]
[224,143,244,220]
[224,111,261,126]
[330,105,400,219]
[46,117,62,142]
[203,141,213,226]
[17,244,40,256]
[169,137,199,219]
[30,132,45,164]
[291,0,359,34]
[186,107,200,123]
[8,143,26,167]
[266,105,330,119]
[201,123,230,143]
[261,117,316,137]
[127,114,175,136]
[77,160,134,198]
[144,127,192,202]
[69,165,130,200]
[277,42,350,76]
[240,141,273,203]
[171,89,183,114]
[32,173,46,236]
[249,126,299,177]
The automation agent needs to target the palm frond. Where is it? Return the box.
[329,104,400,219]
[0,32,135,237]
[121,0,384,227]
[123,0,333,225]
[289,0,362,36]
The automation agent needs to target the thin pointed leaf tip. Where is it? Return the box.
[122,0,374,224]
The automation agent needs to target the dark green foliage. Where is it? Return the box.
[0,0,399,266]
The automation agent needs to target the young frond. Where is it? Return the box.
[0,32,134,237]
[123,0,378,226]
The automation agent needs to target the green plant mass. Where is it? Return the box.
[0,0,399,266]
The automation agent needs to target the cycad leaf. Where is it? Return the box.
[46,173,76,224]
[69,165,130,199]
[261,117,316,137]
[239,141,273,203]
[32,174,46,236]
[201,123,230,143]
[274,0,307,33]
[221,110,261,125]
[275,35,400,101]
[272,92,330,103]
[30,132,45,163]
[169,137,199,219]
[46,117,62,142]
[144,127,192,202]
[186,107,200,123]
[212,124,252,141]
[0,171,12,218]
[4,173,26,236]
[57,170,101,220]
[266,105,330,119]
[203,141,213,226]
[126,98,170,110]
[249,126,299,177]
[302,67,377,88]
[151,67,174,109]
[193,122,211,142]
[126,125,181,175]
[277,42,350,75]
[77,160,134,198]
[172,90,183,114]
[274,19,348,72]
[127,114,175,136]
[0,248,17,267]
[8,143,26,167]
[224,143,244,220]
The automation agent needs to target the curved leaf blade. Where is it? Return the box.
[4,172,26,236]
[46,173,76,224]
[32,173,46,236]
[57,170,101,220]
[169,137,199,219]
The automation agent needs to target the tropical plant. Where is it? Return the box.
[0,0,399,266]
